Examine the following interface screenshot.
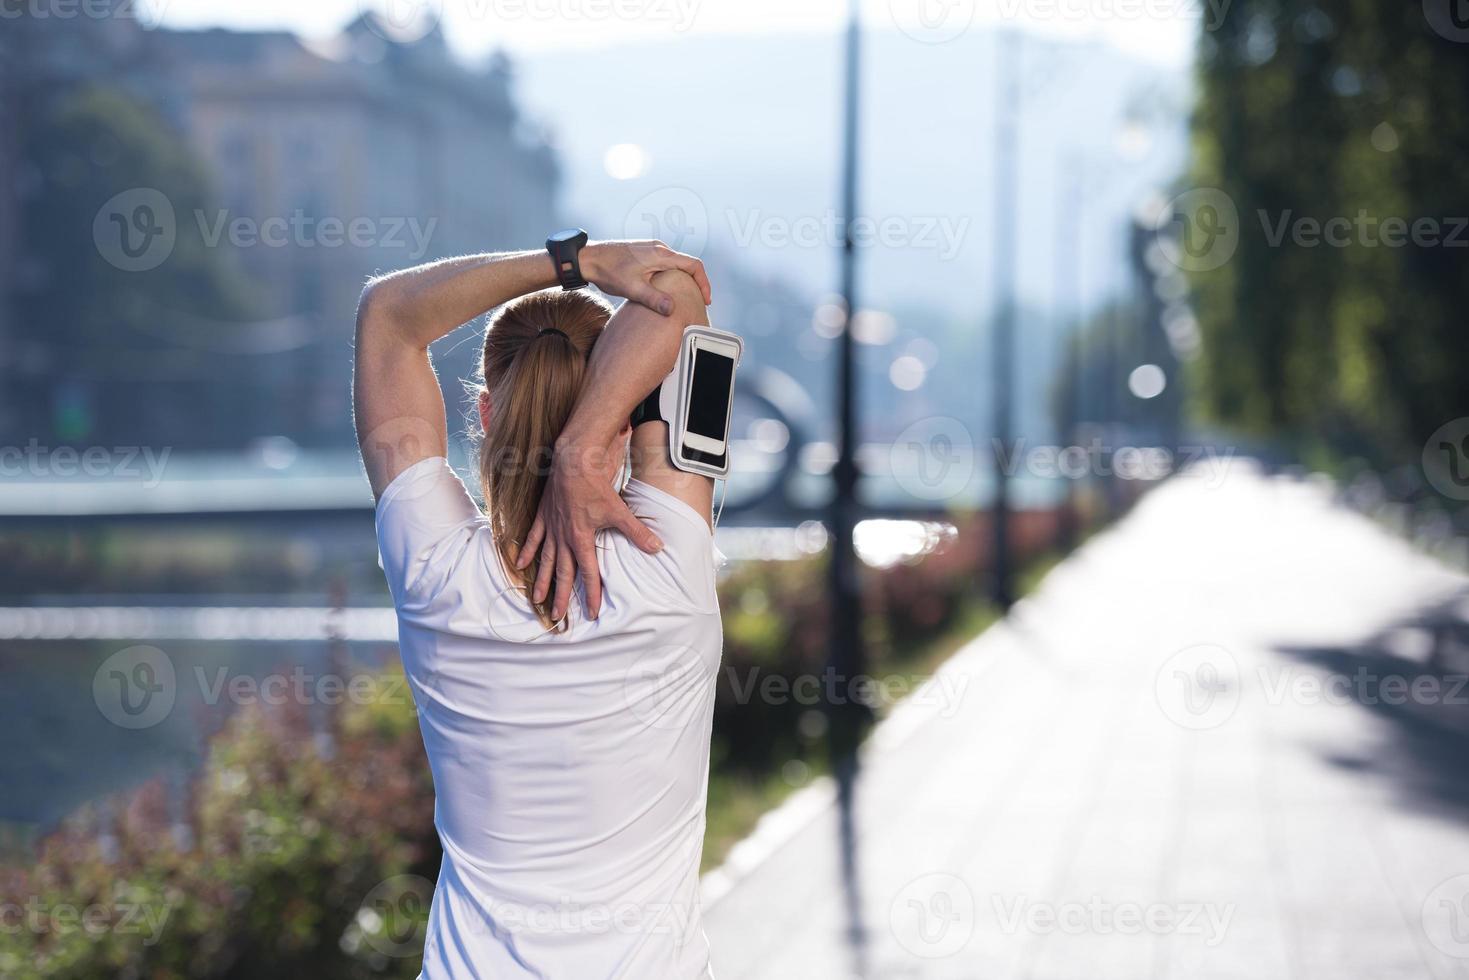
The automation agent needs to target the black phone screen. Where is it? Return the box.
[686,349,735,440]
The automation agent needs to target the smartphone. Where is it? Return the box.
[677,333,740,469]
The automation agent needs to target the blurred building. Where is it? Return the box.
[153,16,561,446]
[1,9,561,450]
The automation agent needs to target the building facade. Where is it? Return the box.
[154,15,561,446]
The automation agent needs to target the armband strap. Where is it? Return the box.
[630,385,664,428]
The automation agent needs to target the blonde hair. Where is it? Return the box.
[477,289,613,631]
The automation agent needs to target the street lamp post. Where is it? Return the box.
[990,31,1019,610]
[826,0,867,758]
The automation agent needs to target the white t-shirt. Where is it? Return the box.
[374,457,722,980]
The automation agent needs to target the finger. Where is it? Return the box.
[551,543,575,621]
[614,502,664,555]
[577,542,603,620]
[517,512,545,569]
[629,281,675,317]
[533,537,555,604]
[670,253,712,304]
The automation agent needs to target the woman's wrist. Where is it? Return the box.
[577,242,606,289]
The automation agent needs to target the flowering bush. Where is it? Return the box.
[1,541,1038,977]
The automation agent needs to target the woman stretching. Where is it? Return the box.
[353,239,721,979]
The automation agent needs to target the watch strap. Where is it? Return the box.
[546,231,589,290]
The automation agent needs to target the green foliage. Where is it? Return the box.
[1190,1,1469,465]
[15,83,259,445]
[2,550,991,977]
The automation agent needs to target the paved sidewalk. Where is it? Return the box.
[702,462,1469,979]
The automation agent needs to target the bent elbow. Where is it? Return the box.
[355,278,399,340]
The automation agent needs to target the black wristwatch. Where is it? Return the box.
[546,228,590,290]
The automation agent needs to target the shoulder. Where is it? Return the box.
[374,456,487,606]
[611,478,721,614]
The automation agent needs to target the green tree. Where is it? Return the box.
[1190,1,1469,466]
[14,82,258,446]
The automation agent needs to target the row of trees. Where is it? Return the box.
[1190,0,1469,470]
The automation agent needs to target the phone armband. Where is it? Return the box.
[629,324,744,479]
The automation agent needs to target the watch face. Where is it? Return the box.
[548,228,586,245]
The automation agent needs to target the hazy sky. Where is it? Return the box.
[146,0,1198,65]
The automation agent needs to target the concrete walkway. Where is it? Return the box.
[702,462,1469,979]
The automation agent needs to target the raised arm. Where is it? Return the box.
[353,250,556,498]
[518,268,714,622]
[353,242,711,498]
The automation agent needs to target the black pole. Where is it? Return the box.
[1056,152,1081,550]
[990,31,1018,610]
[826,0,867,758]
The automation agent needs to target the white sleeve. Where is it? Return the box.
[374,456,484,606]
[620,480,719,614]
